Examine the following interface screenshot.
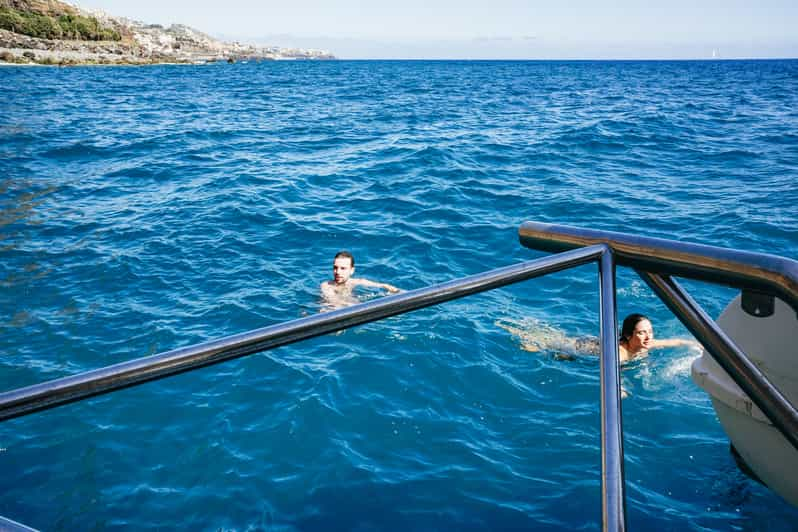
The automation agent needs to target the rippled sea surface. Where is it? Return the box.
[2,60,798,530]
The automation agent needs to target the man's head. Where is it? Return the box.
[332,251,355,285]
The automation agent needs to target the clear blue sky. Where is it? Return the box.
[82,1,798,59]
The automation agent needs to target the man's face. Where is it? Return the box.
[333,257,354,285]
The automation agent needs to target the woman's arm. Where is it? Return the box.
[651,338,701,349]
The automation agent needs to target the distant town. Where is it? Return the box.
[0,0,335,65]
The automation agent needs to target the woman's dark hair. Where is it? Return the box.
[620,313,650,342]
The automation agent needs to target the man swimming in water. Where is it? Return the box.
[320,251,401,308]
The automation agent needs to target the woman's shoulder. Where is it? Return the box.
[618,343,630,362]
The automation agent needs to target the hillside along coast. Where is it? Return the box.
[0,0,334,65]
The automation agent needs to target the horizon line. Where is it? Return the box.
[308,57,798,61]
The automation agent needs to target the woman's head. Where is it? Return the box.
[620,313,654,352]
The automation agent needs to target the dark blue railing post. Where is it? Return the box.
[598,246,627,532]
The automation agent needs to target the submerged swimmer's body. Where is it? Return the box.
[496,319,599,359]
[320,251,401,309]
[497,313,699,363]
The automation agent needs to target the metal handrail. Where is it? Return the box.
[0,242,627,531]
[0,515,38,532]
[0,244,605,422]
[598,248,627,531]
[520,221,798,453]
[520,221,798,314]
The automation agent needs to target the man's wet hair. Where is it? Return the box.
[334,250,354,268]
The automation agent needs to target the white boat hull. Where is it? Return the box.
[691,294,798,507]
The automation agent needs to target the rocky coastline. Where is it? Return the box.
[0,0,334,65]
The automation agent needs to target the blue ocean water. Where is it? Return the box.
[1,59,797,530]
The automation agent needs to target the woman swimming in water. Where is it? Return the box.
[617,313,698,362]
[497,313,699,363]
